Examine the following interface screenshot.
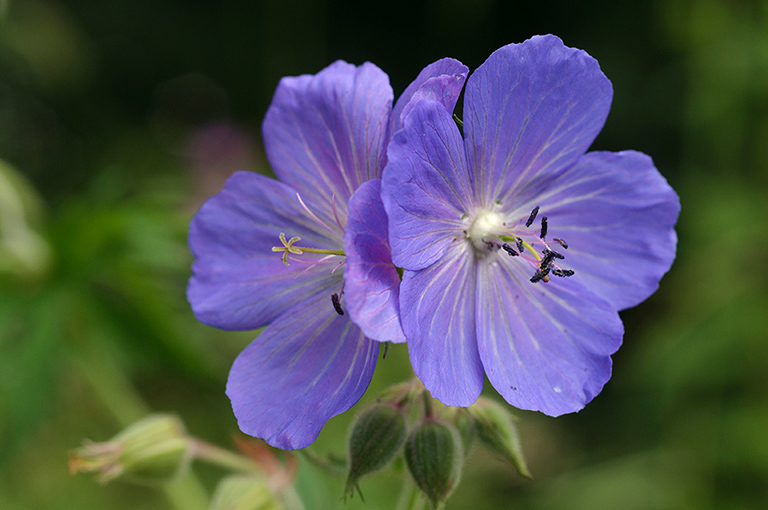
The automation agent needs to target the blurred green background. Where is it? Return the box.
[1,0,767,508]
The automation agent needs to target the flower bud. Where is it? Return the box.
[404,419,464,507]
[210,474,285,510]
[69,414,191,484]
[467,397,531,478]
[344,403,407,496]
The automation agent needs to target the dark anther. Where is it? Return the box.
[551,268,575,278]
[331,293,344,315]
[553,238,568,249]
[515,237,524,253]
[485,240,500,251]
[539,252,555,269]
[502,243,519,257]
[540,216,548,240]
[530,265,551,283]
[542,248,564,260]
[525,206,540,227]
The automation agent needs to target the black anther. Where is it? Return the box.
[525,206,540,228]
[502,243,519,257]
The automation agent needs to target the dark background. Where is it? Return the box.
[1,1,767,508]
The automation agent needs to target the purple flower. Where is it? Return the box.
[187,60,468,449]
[382,35,680,416]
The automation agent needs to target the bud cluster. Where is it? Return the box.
[345,383,532,508]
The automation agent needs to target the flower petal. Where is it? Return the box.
[401,244,484,406]
[263,60,393,221]
[475,258,624,416]
[188,171,342,330]
[344,179,406,343]
[226,292,379,450]
[463,34,613,205]
[535,150,680,310]
[390,58,468,135]
[383,100,474,270]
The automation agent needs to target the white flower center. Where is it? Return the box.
[467,210,504,253]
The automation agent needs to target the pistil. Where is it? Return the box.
[272,232,345,266]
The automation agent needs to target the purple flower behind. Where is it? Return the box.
[187,60,468,449]
[382,35,680,416]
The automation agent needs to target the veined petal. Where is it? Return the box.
[535,151,680,310]
[401,244,484,406]
[390,58,468,135]
[226,292,379,450]
[476,258,623,416]
[464,34,613,206]
[263,60,393,221]
[383,100,474,270]
[344,179,405,343]
[188,171,342,330]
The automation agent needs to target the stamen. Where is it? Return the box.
[515,237,525,253]
[485,241,500,252]
[539,251,555,269]
[331,293,344,315]
[525,206,540,228]
[297,193,335,234]
[540,216,548,240]
[542,248,564,260]
[553,238,568,249]
[551,268,575,278]
[331,193,344,232]
[530,265,551,283]
[502,243,519,257]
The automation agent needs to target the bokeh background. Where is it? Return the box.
[1,0,767,508]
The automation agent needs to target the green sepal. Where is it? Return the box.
[467,397,532,478]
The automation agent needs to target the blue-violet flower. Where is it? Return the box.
[188,59,468,449]
[382,35,680,415]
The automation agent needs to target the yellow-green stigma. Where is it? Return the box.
[271,232,345,266]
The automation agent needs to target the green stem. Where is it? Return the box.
[189,438,258,473]
[396,475,425,510]
[297,448,346,477]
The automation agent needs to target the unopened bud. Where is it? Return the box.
[344,403,407,496]
[69,414,191,484]
[210,474,285,510]
[404,419,464,507]
[467,397,531,478]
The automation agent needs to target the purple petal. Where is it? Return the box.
[188,171,343,330]
[263,61,393,221]
[390,58,469,135]
[383,100,474,271]
[344,179,405,343]
[227,292,379,450]
[463,34,613,205]
[536,151,680,310]
[401,244,484,406]
[475,258,624,416]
